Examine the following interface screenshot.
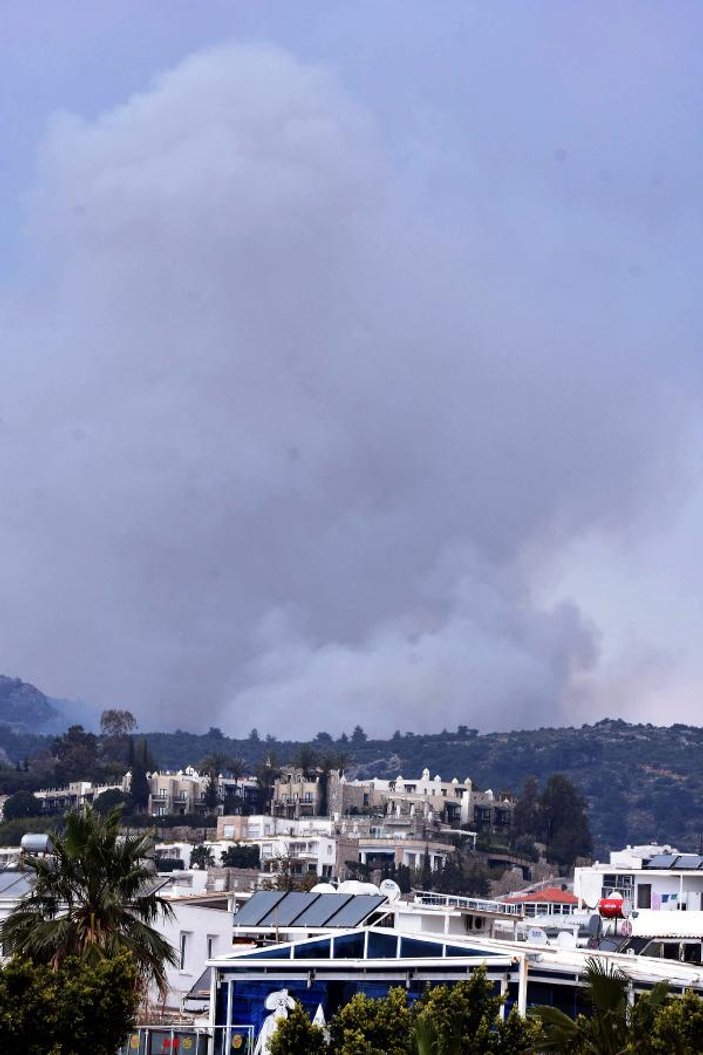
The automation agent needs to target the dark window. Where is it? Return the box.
[637,884,652,909]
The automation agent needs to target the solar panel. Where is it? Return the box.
[258,892,321,927]
[324,894,388,928]
[645,854,677,869]
[233,890,389,929]
[674,855,703,870]
[233,890,287,926]
[294,893,353,927]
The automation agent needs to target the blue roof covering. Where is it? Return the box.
[220,926,498,965]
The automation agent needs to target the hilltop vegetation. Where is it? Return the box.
[138,719,703,855]
[2,709,703,855]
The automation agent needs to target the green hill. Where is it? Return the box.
[139,718,703,856]
[1,713,702,856]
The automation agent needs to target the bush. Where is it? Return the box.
[221,843,260,868]
[0,954,138,1055]
[2,790,43,821]
[269,1003,327,1055]
[0,815,59,846]
[330,987,414,1055]
[93,789,133,816]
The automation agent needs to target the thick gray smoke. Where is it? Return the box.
[0,32,700,735]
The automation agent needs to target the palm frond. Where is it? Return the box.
[0,805,175,988]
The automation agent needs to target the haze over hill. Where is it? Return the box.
[1,6,702,736]
[0,675,57,730]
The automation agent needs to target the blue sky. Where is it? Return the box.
[1,2,702,735]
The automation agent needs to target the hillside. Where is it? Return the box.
[138,719,703,856]
[2,716,702,856]
[0,675,57,730]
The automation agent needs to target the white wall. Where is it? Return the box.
[149,902,232,1011]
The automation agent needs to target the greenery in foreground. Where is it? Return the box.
[0,954,139,1055]
[0,805,176,1054]
[270,971,540,1055]
[268,962,703,1055]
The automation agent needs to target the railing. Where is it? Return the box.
[413,892,521,917]
[119,1024,254,1054]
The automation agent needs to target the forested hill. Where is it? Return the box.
[2,717,703,856]
[132,719,703,855]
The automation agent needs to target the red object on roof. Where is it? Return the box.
[598,897,624,919]
[503,887,578,905]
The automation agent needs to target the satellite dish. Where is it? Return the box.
[588,914,602,938]
[379,879,401,903]
[556,931,577,949]
[310,882,337,894]
[527,927,548,946]
[338,880,380,895]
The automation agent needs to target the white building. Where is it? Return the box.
[147,895,234,1014]
[574,845,703,960]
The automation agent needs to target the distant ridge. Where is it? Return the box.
[0,674,58,730]
[0,674,99,733]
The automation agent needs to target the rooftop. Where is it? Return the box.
[504,887,578,905]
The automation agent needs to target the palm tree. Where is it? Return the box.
[224,755,246,814]
[256,753,279,814]
[0,807,177,994]
[532,957,669,1054]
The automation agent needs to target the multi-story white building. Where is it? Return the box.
[328,767,513,836]
[33,777,129,813]
[574,845,703,960]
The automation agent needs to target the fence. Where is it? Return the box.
[118,1024,254,1054]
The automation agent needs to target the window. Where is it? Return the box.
[206,935,217,959]
[179,932,189,970]
[602,873,634,899]
[637,884,652,909]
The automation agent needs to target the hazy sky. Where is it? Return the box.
[1,2,702,737]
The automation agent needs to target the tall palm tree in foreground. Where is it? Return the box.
[0,806,177,994]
